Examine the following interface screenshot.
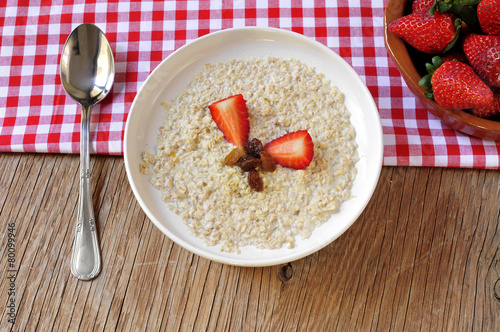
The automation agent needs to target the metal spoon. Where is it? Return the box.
[60,23,115,280]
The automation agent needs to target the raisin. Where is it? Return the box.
[237,155,262,172]
[248,169,263,192]
[244,138,263,158]
[224,146,246,166]
[259,151,277,172]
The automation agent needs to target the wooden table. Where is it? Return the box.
[1,153,499,331]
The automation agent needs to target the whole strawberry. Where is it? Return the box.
[388,11,460,54]
[412,0,435,12]
[477,0,500,36]
[440,49,468,63]
[472,90,500,118]
[419,56,494,110]
[463,34,500,88]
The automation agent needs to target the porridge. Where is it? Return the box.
[141,57,358,253]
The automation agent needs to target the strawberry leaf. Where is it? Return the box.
[458,5,478,26]
[425,63,436,75]
[429,0,438,15]
[432,56,444,68]
[419,56,446,101]
[443,19,462,53]
[438,1,453,13]
[419,74,432,88]
[435,0,480,27]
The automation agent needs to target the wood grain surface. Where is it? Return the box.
[1,153,499,331]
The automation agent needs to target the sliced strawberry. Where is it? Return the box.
[264,130,314,170]
[208,94,249,147]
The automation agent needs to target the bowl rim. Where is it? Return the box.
[384,0,500,141]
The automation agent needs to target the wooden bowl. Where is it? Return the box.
[384,0,500,141]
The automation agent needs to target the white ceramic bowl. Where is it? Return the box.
[124,27,383,266]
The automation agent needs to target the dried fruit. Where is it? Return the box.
[244,138,264,158]
[259,151,277,172]
[224,146,246,166]
[248,169,263,192]
[237,155,262,172]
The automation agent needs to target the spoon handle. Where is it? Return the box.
[71,104,101,280]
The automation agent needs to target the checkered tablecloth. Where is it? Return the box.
[1,0,499,168]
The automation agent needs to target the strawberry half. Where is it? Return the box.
[264,130,314,170]
[208,94,249,147]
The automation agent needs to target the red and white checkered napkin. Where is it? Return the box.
[1,0,499,168]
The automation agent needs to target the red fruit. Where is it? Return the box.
[264,130,314,170]
[462,34,500,88]
[388,11,459,54]
[412,0,434,13]
[477,0,500,36]
[208,94,249,147]
[440,50,468,64]
[431,60,494,110]
[472,90,500,118]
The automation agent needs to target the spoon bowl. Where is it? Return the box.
[61,24,114,106]
[60,23,115,280]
